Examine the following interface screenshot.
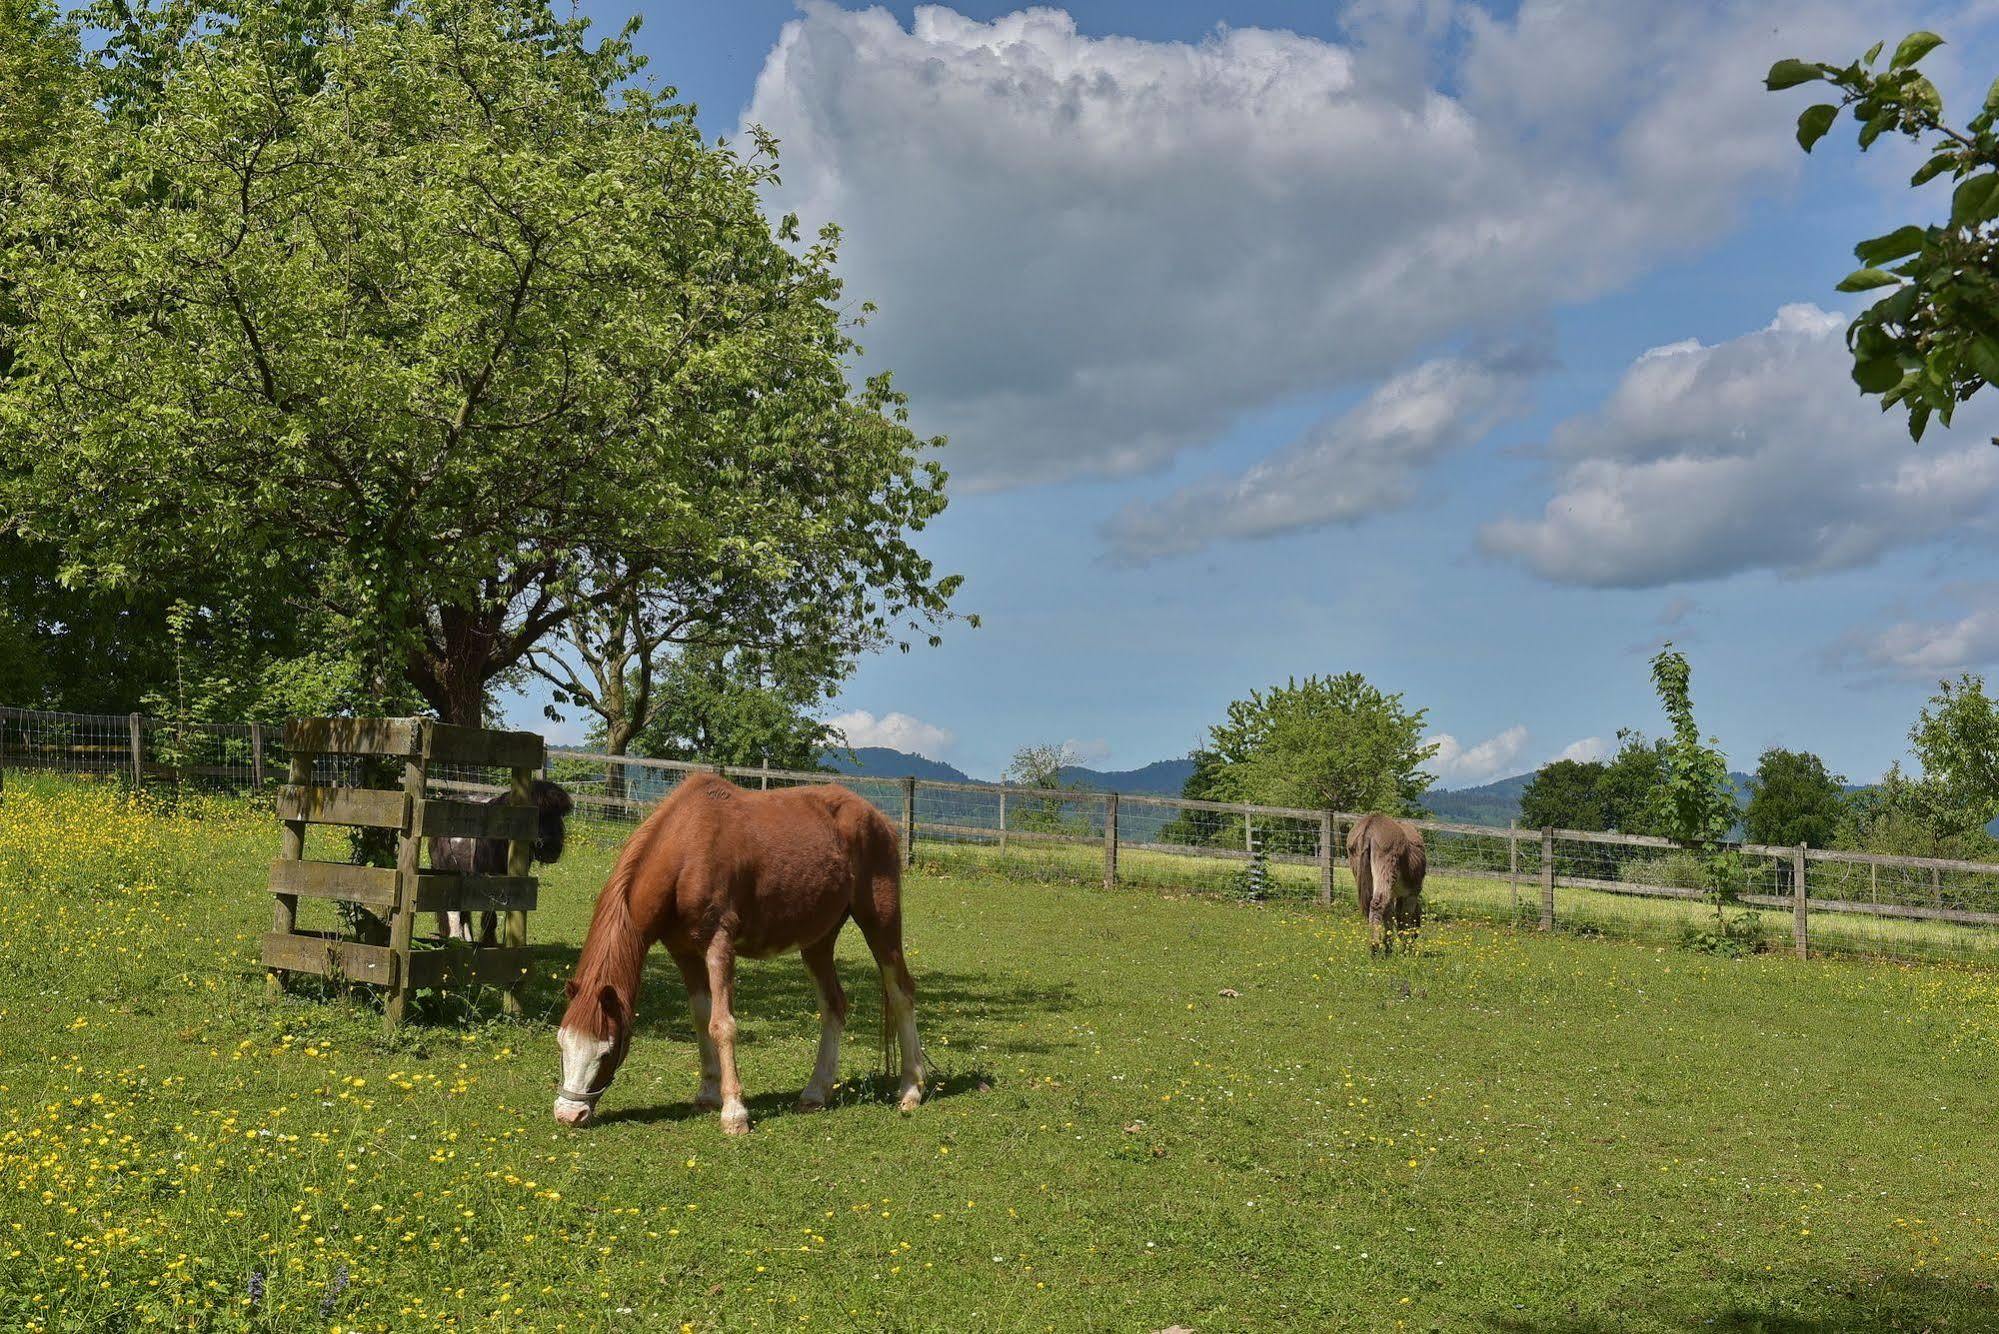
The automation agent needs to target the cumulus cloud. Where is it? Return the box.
[1482,305,1999,587]
[829,709,955,758]
[1550,736,1610,765]
[1427,725,1530,786]
[1836,601,1999,677]
[1104,350,1535,561]
[745,2,1882,488]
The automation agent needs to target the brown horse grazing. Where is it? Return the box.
[1348,812,1427,953]
[553,773,923,1134]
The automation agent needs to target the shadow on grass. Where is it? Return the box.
[593,1069,993,1129]
[1483,1264,1997,1332]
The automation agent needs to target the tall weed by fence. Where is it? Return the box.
[7,704,1999,966]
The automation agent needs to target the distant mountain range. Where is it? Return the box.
[820,746,975,783]
[1425,771,1757,826]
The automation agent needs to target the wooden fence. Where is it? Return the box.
[7,704,1999,964]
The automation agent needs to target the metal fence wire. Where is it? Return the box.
[7,704,1999,965]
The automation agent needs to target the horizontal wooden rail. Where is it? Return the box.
[276,784,405,828]
[286,718,417,758]
[415,798,537,842]
[261,931,397,985]
[409,945,533,990]
[268,859,400,909]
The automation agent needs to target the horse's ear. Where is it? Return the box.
[599,984,626,1024]
[564,977,581,999]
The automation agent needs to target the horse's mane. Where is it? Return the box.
[569,823,658,1038]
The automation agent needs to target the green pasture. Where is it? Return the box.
[3,775,1999,1331]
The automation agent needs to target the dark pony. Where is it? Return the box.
[429,779,573,944]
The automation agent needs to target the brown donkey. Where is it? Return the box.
[553,773,923,1134]
[1347,812,1427,953]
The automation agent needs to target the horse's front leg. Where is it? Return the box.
[704,936,749,1134]
[671,952,722,1113]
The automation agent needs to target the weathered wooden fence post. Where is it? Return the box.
[997,789,1008,855]
[249,722,266,790]
[500,759,537,1018]
[1508,819,1520,922]
[1243,805,1254,854]
[1103,791,1119,890]
[1318,809,1335,906]
[1539,827,1556,931]
[759,759,770,791]
[128,711,143,786]
[1792,845,1809,960]
[902,775,917,868]
[268,749,313,998]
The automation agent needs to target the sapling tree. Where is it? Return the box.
[1647,645,1742,948]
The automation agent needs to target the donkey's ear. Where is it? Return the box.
[564,977,581,999]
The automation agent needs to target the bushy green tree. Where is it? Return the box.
[1769,31,1999,439]
[1185,674,1436,816]
[0,0,960,724]
[1743,748,1847,849]
[1518,759,1610,832]
[625,644,840,771]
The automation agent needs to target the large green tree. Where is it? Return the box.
[1184,674,1436,816]
[1769,32,1999,439]
[1743,747,1848,849]
[1518,759,1609,832]
[0,0,960,725]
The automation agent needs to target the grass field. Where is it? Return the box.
[5,777,1999,1331]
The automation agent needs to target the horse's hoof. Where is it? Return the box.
[720,1115,751,1136]
[796,1095,828,1113]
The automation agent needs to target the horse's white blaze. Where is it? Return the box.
[554,1025,612,1122]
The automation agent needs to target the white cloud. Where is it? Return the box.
[829,709,956,758]
[1551,736,1610,765]
[1427,725,1530,786]
[1838,603,1999,677]
[745,3,1883,488]
[1105,351,1534,561]
[1482,305,1999,587]
[1061,737,1112,766]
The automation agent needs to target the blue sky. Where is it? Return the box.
[501,1,1999,785]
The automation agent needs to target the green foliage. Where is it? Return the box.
[1004,743,1093,837]
[1679,908,1771,958]
[1840,675,1999,858]
[0,0,961,723]
[1647,645,1736,939]
[1769,31,1999,439]
[1518,759,1610,831]
[626,644,840,771]
[1743,748,1848,849]
[1186,673,1436,816]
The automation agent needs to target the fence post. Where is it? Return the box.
[901,775,917,868]
[1539,827,1555,931]
[1318,809,1335,906]
[127,712,143,786]
[998,789,1008,855]
[1243,805,1254,854]
[1792,845,1809,960]
[1508,819,1520,922]
[249,722,266,790]
[1103,791,1119,890]
[760,759,770,791]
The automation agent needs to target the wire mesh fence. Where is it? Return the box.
[10,703,1999,965]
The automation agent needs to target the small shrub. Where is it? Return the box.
[1679,908,1769,958]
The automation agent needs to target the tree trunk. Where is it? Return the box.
[601,716,635,801]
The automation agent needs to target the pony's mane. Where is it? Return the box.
[568,828,656,1038]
